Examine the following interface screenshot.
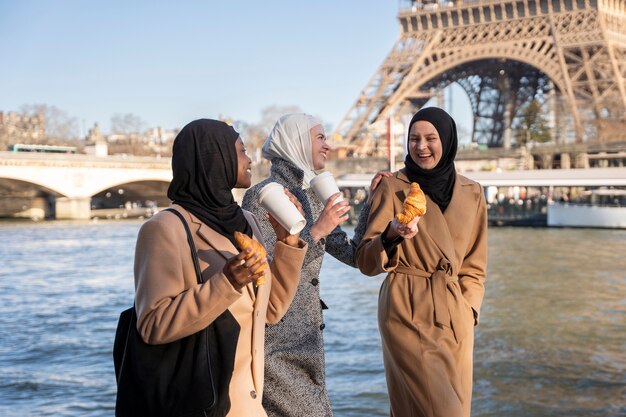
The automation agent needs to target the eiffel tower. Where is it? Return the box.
[335,0,626,154]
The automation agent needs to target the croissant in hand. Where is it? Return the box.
[396,182,427,224]
[233,231,268,286]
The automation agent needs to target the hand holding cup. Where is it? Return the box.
[310,192,351,243]
[259,182,306,244]
[310,172,344,205]
[268,189,304,247]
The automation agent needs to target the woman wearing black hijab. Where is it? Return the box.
[356,107,487,417]
[133,119,307,417]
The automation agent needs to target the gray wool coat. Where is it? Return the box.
[242,158,370,417]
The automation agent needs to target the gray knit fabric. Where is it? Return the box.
[242,158,370,417]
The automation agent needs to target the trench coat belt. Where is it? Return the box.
[394,259,468,343]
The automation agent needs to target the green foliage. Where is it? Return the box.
[513,99,552,145]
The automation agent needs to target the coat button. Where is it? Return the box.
[320,323,325,330]
[311,278,319,286]
[250,390,257,399]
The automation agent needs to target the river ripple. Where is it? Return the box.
[0,221,624,416]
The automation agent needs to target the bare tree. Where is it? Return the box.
[258,105,304,132]
[110,113,146,135]
[237,105,307,156]
[20,104,80,142]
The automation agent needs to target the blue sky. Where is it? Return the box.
[1,0,470,137]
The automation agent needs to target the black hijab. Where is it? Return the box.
[167,119,252,245]
[404,107,458,212]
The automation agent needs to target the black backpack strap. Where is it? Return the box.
[164,208,204,284]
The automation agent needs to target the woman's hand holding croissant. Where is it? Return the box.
[387,215,420,241]
[385,182,426,241]
[223,248,267,291]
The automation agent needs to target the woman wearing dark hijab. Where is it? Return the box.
[356,107,487,417]
[133,119,307,417]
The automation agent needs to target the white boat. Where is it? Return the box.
[547,189,626,229]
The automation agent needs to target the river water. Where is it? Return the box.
[0,221,625,417]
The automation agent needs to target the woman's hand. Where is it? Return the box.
[310,193,351,243]
[223,248,268,291]
[368,171,393,204]
[267,189,303,247]
[386,215,420,241]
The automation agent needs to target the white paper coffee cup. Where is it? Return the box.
[258,182,306,234]
[310,171,344,205]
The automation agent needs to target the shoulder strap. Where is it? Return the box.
[164,208,204,284]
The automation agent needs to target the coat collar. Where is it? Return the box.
[173,205,264,255]
[397,168,474,187]
[270,158,307,189]
[172,205,268,303]
[395,169,476,269]
[171,204,238,260]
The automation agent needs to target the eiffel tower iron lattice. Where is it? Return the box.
[335,0,626,154]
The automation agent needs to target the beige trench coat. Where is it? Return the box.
[356,170,487,417]
[134,204,307,417]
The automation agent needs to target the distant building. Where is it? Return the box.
[0,111,46,145]
[144,126,177,145]
[83,123,108,157]
[105,127,177,145]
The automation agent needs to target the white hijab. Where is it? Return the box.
[262,113,323,188]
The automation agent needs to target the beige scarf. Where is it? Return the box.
[262,113,322,188]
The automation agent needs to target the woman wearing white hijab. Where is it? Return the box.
[242,113,388,417]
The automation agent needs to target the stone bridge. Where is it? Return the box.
[0,152,174,219]
[4,149,618,220]
[0,152,389,219]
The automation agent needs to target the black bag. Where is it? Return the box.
[113,208,240,417]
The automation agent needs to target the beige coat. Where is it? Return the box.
[357,170,487,417]
[134,204,307,417]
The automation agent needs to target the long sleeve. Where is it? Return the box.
[322,202,370,266]
[241,208,308,324]
[243,183,326,261]
[266,240,308,323]
[134,215,241,345]
[356,178,400,276]
[458,187,488,325]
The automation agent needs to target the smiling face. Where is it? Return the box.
[234,136,252,188]
[408,120,443,170]
[310,124,330,170]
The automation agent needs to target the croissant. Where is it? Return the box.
[396,182,427,224]
[233,231,268,286]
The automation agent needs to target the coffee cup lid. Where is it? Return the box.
[310,171,333,186]
[259,182,284,205]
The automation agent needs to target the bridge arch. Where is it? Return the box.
[397,45,567,102]
[89,178,171,200]
[0,154,173,219]
[382,42,574,146]
[337,0,626,148]
[90,180,171,211]
[0,172,70,198]
[0,177,63,219]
